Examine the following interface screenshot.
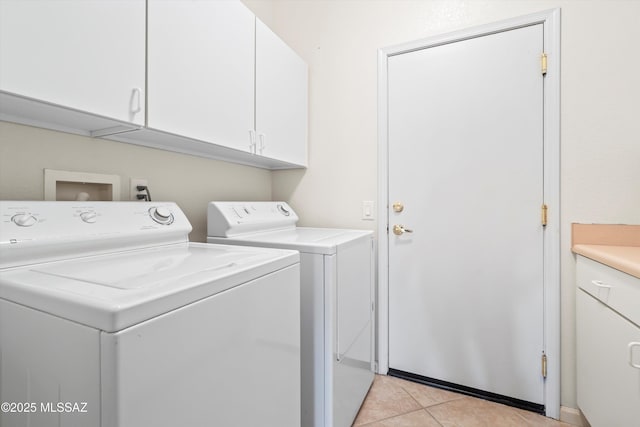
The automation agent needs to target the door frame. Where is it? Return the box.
[377,9,560,418]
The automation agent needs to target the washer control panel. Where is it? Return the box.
[79,210,98,223]
[0,201,192,269]
[149,206,174,225]
[11,212,38,227]
[207,201,299,237]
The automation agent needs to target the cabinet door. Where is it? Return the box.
[148,0,254,152]
[0,0,145,125]
[577,289,640,426]
[256,19,308,167]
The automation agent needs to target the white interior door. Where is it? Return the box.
[387,24,545,405]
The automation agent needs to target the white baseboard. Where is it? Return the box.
[560,406,589,427]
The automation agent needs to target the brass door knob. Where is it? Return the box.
[393,224,413,235]
[392,202,404,213]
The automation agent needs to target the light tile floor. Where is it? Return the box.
[353,375,573,427]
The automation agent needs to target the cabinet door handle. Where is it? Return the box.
[258,133,265,155]
[592,280,611,289]
[130,87,142,115]
[249,130,256,153]
[630,342,640,369]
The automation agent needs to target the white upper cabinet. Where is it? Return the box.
[147,0,255,153]
[0,0,307,169]
[0,0,145,127]
[147,5,308,167]
[256,19,309,167]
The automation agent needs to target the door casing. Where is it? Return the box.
[376,8,560,418]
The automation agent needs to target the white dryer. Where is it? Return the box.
[207,201,375,427]
[0,201,300,427]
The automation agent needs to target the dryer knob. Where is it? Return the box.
[11,213,37,227]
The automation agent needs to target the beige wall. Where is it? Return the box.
[247,0,640,412]
[0,122,272,242]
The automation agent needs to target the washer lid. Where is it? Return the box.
[0,243,298,332]
[209,227,373,255]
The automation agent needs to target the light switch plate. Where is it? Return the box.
[362,200,374,221]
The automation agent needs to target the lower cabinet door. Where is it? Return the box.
[576,289,640,427]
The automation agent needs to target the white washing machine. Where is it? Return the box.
[207,201,375,427]
[0,201,300,427]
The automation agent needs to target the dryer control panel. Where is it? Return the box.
[0,201,191,269]
[207,202,299,237]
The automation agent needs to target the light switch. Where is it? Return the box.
[362,201,374,221]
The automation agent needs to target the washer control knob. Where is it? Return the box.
[80,211,97,223]
[149,207,174,225]
[11,213,37,227]
[277,204,290,216]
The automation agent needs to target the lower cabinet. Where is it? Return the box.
[576,257,640,427]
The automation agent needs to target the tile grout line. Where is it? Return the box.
[397,380,468,408]
[356,408,443,427]
[395,381,454,427]
[422,397,472,426]
[395,379,488,427]
[353,380,426,426]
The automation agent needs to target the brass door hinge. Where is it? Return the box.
[541,204,548,227]
[541,53,548,75]
[542,353,548,378]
